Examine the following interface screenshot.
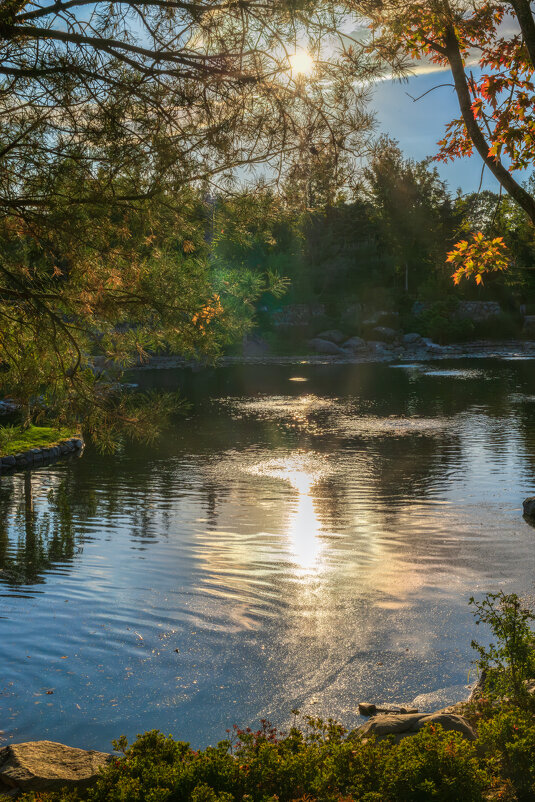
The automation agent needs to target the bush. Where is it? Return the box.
[17,720,490,802]
[470,592,535,704]
[477,707,535,801]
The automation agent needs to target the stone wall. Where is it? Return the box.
[0,438,84,473]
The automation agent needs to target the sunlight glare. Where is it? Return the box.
[289,50,314,76]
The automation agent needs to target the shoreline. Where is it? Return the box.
[0,436,84,475]
[126,338,535,371]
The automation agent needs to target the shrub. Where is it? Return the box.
[470,592,535,704]
[477,707,535,801]
[16,720,491,802]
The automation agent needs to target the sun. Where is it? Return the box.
[289,50,314,76]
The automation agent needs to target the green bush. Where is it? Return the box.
[470,591,535,704]
[477,707,535,801]
[17,720,490,802]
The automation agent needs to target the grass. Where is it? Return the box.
[0,424,81,456]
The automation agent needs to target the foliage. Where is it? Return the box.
[448,233,510,286]
[0,0,373,435]
[364,138,456,294]
[355,0,535,280]
[470,592,535,704]
[477,707,535,802]
[403,298,474,344]
[16,719,489,802]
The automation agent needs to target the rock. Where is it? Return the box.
[0,741,111,792]
[523,496,535,518]
[242,334,270,357]
[341,336,366,352]
[316,330,346,345]
[356,712,476,744]
[422,338,443,351]
[308,338,344,355]
[403,332,422,344]
[370,326,399,343]
[358,703,377,717]
[1,456,15,468]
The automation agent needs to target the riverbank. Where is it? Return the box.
[124,339,535,371]
[0,426,84,473]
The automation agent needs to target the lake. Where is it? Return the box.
[1,358,535,751]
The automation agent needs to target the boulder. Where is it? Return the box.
[403,332,422,345]
[342,336,366,352]
[242,334,270,357]
[356,712,476,744]
[0,741,111,792]
[370,326,398,343]
[316,329,346,345]
[523,496,535,518]
[308,338,344,355]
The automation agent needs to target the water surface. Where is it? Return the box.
[1,359,535,750]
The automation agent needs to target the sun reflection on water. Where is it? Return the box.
[249,455,327,572]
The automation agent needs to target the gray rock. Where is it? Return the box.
[72,439,84,450]
[2,456,15,468]
[403,332,422,344]
[243,334,270,357]
[356,712,476,744]
[308,338,344,355]
[342,336,366,352]
[316,330,346,345]
[523,496,535,518]
[0,741,111,792]
[422,338,443,351]
[371,326,398,343]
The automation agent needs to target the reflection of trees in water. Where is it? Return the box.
[0,471,96,586]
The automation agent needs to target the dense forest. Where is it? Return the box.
[212,137,535,351]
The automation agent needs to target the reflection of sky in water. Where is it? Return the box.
[2,360,535,751]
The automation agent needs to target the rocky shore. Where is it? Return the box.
[124,338,535,371]
[0,437,84,475]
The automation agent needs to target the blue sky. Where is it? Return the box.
[372,70,503,196]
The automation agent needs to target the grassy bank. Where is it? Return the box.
[0,424,81,456]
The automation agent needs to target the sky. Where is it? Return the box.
[367,13,528,197]
[371,71,503,196]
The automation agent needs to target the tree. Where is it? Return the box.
[350,0,535,282]
[0,0,373,441]
[364,137,455,293]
